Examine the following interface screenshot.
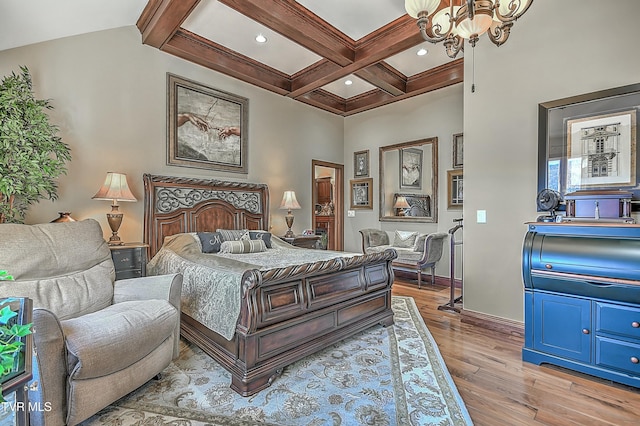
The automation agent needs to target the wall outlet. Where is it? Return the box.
[476,210,487,223]
[347,210,356,217]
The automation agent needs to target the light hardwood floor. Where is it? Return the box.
[391,279,640,426]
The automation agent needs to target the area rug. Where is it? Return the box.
[83,296,472,426]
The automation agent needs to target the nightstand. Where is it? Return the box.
[282,235,321,249]
[109,243,148,280]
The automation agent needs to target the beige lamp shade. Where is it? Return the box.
[393,196,410,209]
[92,172,137,203]
[279,190,301,210]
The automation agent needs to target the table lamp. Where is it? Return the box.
[393,196,410,216]
[92,172,137,245]
[279,190,301,238]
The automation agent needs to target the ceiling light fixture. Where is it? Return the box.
[404,0,533,59]
[255,34,267,43]
[344,80,353,86]
[417,48,428,56]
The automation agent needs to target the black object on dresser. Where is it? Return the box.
[282,235,321,249]
[109,243,148,279]
[522,222,640,388]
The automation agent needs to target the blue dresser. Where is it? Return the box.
[522,223,640,387]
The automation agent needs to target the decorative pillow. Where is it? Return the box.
[216,229,249,242]
[249,231,272,248]
[413,234,428,252]
[393,230,418,248]
[369,231,389,247]
[219,239,267,254]
[198,232,224,253]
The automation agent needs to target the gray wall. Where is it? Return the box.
[0,26,344,240]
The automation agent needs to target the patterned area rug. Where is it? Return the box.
[83,296,472,426]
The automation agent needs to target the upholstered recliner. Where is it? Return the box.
[0,219,183,426]
[360,229,447,288]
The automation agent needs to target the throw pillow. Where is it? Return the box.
[198,232,224,253]
[249,231,272,248]
[216,229,249,241]
[393,230,418,248]
[413,234,427,252]
[369,231,389,247]
[219,239,267,254]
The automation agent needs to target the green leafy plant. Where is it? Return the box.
[0,65,71,223]
[0,295,32,403]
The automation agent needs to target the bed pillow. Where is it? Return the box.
[216,229,249,242]
[249,231,272,248]
[393,230,418,248]
[198,232,224,253]
[219,239,267,254]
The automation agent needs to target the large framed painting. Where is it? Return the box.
[167,73,249,174]
[538,83,640,210]
[400,147,423,189]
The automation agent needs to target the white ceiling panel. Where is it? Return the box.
[183,1,322,76]
[296,0,406,41]
[384,41,463,77]
[322,75,376,99]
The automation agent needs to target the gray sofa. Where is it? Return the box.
[0,219,183,426]
[359,229,447,288]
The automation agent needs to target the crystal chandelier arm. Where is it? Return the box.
[493,0,534,23]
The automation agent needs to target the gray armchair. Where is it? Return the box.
[0,219,182,426]
[359,229,447,288]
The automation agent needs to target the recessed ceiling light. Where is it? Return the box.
[417,48,428,56]
[255,34,267,43]
[345,80,353,86]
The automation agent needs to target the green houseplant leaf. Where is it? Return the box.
[0,65,71,223]
[0,290,33,402]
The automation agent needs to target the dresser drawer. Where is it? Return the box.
[110,244,147,280]
[596,302,640,340]
[595,336,640,376]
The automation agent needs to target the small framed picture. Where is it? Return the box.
[354,150,370,177]
[350,178,373,209]
[400,148,423,189]
[447,169,463,208]
[453,133,463,169]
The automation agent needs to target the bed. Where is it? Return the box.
[142,174,396,396]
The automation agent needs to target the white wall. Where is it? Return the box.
[0,26,344,241]
[344,84,464,277]
[463,0,640,321]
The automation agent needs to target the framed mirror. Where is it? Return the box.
[379,137,438,223]
[538,83,640,210]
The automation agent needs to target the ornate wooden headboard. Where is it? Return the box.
[143,174,270,259]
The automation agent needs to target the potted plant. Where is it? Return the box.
[0,66,71,223]
[0,272,32,402]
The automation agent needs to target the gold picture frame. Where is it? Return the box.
[447,169,463,208]
[350,178,373,209]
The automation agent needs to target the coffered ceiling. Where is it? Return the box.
[137,0,464,116]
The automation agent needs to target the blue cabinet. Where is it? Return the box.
[522,223,640,388]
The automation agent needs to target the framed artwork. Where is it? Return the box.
[400,147,423,189]
[350,178,373,209]
[393,193,431,217]
[447,169,463,208]
[167,73,249,174]
[354,150,370,177]
[538,83,640,209]
[453,133,463,169]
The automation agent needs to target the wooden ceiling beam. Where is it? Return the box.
[217,0,354,66]
[165,30,291,95]
[355,63,406,97]
[137,0,201,48]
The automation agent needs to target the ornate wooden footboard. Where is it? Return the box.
[143,174,395,395]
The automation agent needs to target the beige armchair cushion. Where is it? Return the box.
[63,300,178,380]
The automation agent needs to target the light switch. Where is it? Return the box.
[476,210,487,223]
[347,210,356,217]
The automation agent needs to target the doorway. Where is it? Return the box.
[312,160,344,251]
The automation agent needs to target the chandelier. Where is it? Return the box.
[404,0,533,58]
